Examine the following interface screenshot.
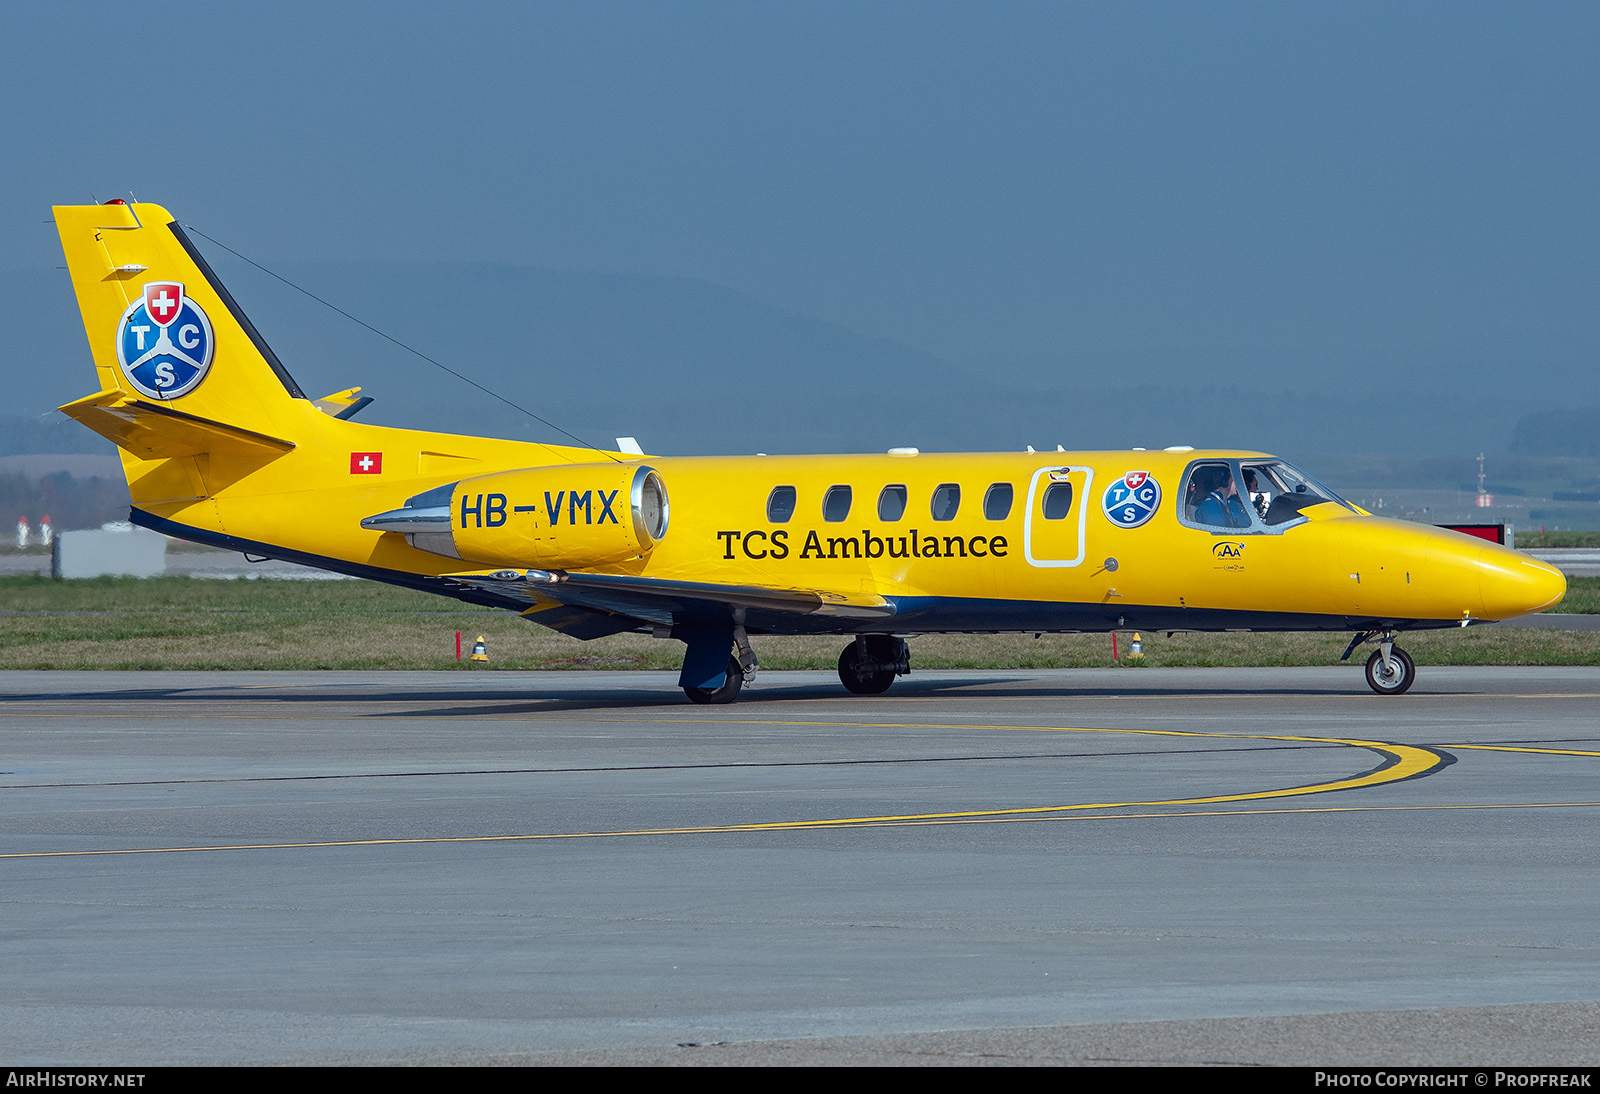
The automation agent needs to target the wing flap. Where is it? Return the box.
[445,568,897,629]
[549,571,896,618]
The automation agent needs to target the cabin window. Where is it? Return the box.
[1041,482,1072,520]
[983,483,1014,521]
[931,483,961,522]
[767,486,797,523]
[878,484,907,522]
[823,485,853,523]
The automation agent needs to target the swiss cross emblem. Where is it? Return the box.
[350,452,383,474]
[1123,470,1149,490]
[143,282,184,327]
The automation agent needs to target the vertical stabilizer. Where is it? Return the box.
[54,201,317,517]
[54,202,307,434]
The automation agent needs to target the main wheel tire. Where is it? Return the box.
[1364,645,1416,695]
[685,655,744,704]
[838,646,895,695]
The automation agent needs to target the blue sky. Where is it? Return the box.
[5,2,1598,426]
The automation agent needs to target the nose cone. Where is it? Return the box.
[1477,546,1567,619]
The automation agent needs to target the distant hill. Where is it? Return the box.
[7,261,1555,461]
[1511,407,1600,458]
[0,413,114,458]
[0,454,121,479]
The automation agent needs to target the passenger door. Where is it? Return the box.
[1023,466,1093,567]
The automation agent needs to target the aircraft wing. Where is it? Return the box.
[445,568,897,637]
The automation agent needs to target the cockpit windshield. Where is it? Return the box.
[1184,459,1353,531]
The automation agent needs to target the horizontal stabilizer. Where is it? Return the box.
[59,389,296,460]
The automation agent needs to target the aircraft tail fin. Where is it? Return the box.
[54,201,308,432]
[54,201,317,509]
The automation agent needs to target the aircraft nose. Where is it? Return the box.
[1477,546,1566,619]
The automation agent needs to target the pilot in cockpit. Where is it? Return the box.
[1243,467,1271,520]
[1191,465,1253,529]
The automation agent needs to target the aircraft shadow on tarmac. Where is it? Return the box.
[5,673,1440,717]
[375,679,1401,718]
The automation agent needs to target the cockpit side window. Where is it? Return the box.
[1180,459,1351,533]
[1183,462,1253,530]
[1245,461,1353,525]
[1241,464,1276,524]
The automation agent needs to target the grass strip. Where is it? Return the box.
[2,574,1598,671]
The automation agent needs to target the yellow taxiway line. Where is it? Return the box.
[1444,743,1600,757]
[0,722,1447,860]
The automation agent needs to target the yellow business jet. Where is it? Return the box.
[52,201,1566,702]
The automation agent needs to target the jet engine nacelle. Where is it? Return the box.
[362,463,669,570]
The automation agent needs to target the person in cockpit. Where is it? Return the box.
[1243,467,1271,520]
[1192,464,1253,529]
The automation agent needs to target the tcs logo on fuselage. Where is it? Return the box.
[115,282,215,399]
[1102,470,1161,529]
[459,489,622,528]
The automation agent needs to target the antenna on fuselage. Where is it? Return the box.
[179,223,623,463]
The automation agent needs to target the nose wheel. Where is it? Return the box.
[1364,643,1415,695]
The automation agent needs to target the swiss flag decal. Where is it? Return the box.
[350,452,383,474]
[144,282,184,327]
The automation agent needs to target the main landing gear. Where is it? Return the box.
[677,631,912,703]
[684,655,744,704]
[837,635,910,695]
[1343,630,1416,696]
[681,626,758,704]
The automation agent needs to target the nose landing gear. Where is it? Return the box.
[1344,630,1416,695]
[1364,639,1416,695]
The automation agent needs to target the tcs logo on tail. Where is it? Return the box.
[115,282,215,399]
